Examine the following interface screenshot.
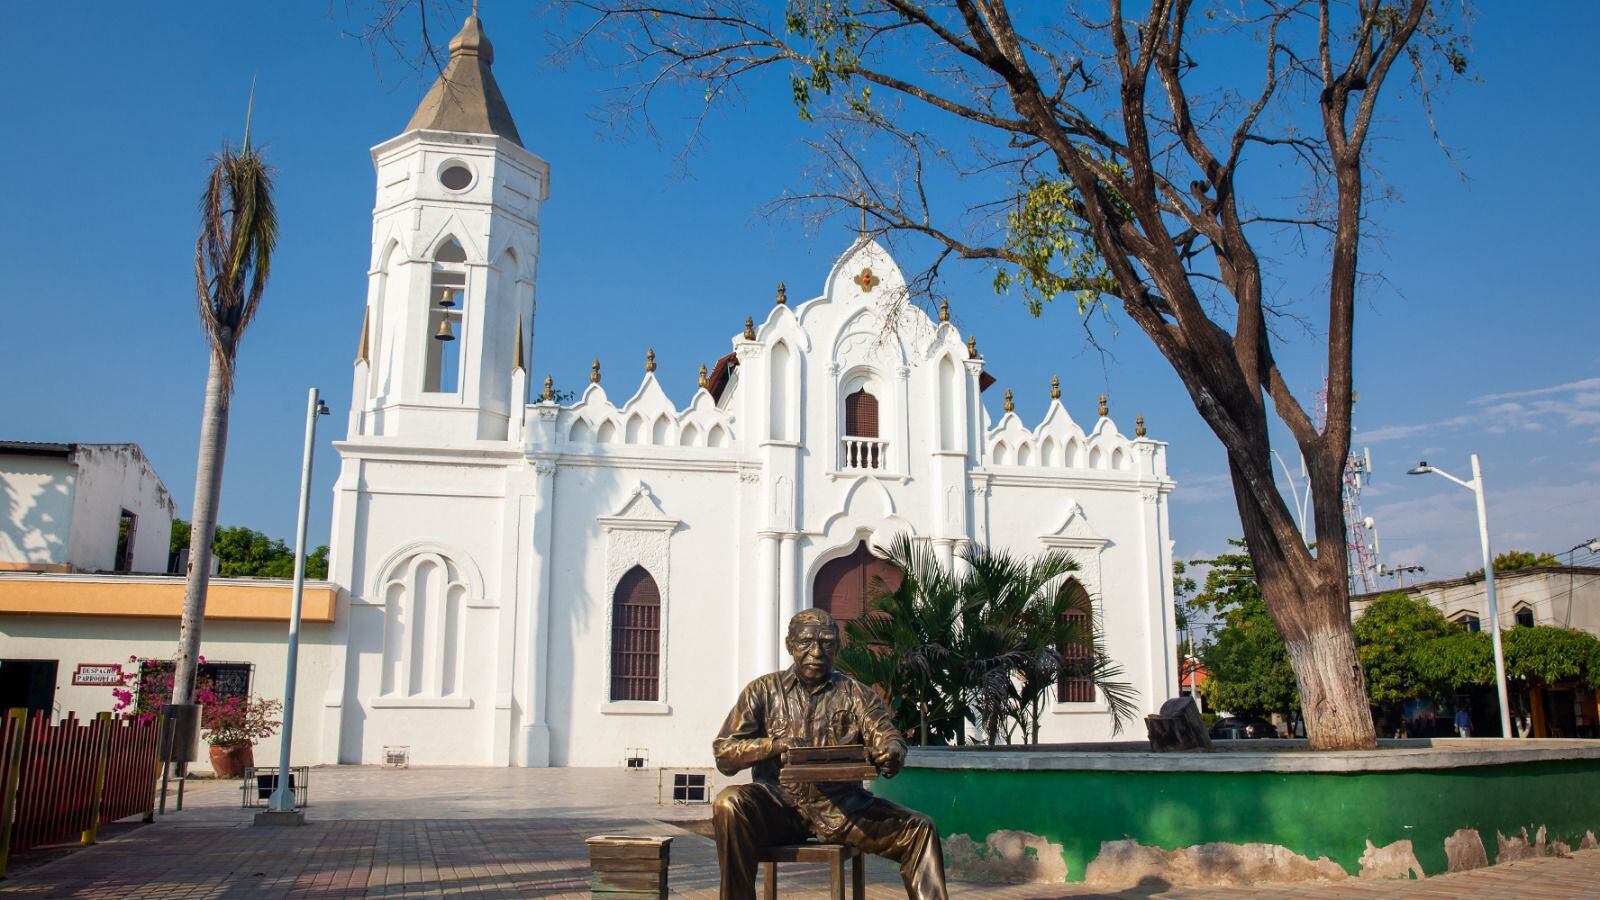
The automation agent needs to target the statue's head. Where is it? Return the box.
[785,608,840,685]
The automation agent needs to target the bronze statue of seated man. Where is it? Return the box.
[712,608,948,900]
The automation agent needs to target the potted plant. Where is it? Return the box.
[203,693,283,778]
[114,656,282,778]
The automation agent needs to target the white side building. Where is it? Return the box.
[1,441,175,575]
[319,13,1180,768]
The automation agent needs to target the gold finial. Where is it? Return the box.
[1098,393,1109,417]
[776,282,787,305]
[1003,389,1014,413]
[542,375,554,402]
[1050,375,1060,400]
[744,316,756,340]
[938,298,949,322]
[967,335,978,358]
[698,364,709,389]
[645,348,657,373]
[1136,415,1146,437]
[512,318,525,373]
[590,359,601,384]
[356,307,371,364]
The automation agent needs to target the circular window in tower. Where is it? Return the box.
[439,163,475,191]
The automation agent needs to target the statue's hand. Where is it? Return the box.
[772,736,805,764]
[872,743,906,778]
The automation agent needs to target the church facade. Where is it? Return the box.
[319,14,1178,768]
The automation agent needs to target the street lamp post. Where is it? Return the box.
[1407,455,1513,738]
[267,388,329,817]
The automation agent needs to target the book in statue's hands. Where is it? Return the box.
[779,744,879,784]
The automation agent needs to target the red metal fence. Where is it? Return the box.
[0,710,160,875]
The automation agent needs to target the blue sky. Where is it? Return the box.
[3,2,1596,584]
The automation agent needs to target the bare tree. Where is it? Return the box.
[361,0,1469,749]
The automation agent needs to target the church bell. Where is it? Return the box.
[433,319,456,342]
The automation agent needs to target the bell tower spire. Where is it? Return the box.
[352,12,550,443]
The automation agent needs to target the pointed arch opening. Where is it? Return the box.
[770,340,793,441]
[424,236,467,393]
[611,566,662,702]
[1056,579,1095,703]
[812,540,904,629]
[938,355,960,452]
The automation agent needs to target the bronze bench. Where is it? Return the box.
[758,842,865,900]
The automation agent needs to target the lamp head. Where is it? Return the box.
[1406,461,1432,475]
[316,401,331,416]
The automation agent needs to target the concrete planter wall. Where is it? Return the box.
[873,740,1600,886]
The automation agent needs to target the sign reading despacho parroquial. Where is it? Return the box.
[72,663,123,686]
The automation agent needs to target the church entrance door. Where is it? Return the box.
[811,540,904,629]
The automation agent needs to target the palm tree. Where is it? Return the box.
[836,537,1139,747]
[1011,575,1139,743]
[839,535,965,745]
[171,108,278,708]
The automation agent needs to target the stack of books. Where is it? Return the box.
[779,744,879,784]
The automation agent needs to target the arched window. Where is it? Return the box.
[812,540,903,626]
[424,237,467,393]
[611,566,662,701]
[1056,580,1095,703]
[1454,613,1481,633]
[1514,606,1535,628]
[844,388,879,438]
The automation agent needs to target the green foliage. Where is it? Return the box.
[835,535,1137,746]
[171,518,329,580]
[1200,592,1299,718]
[170,518,192,556]
[992,178,1118,316]
[783,1,864,122]
[1412,625,1600,693]
[1411,630,1494,696]
[1191,541,1298,718]
[1354,592,1457,705]
[1466,549,1560,578]
[1503,626,1600,690]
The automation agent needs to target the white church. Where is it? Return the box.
[307,14,1180,768]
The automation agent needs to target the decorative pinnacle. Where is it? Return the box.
[744,316,756,340]
[776,282,787,305]
[356,307,371,364]
[938,298,949,322]
[645,348,656,373]
[698,364,709,389]
[1098,393,1109,417]
[1050,375,1060,400]
[1003,389,1014,413]
[542,375,554,402]
[1136,415,1146,437]
[967,335,978,358]
[590,359,601,384]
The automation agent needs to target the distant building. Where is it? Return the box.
[1352,567,1600,738]
[1351,565,1600,637]
[0,442,175,575]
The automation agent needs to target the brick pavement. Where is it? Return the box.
[2,768,1598,898]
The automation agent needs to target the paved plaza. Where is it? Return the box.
[3,766,1598,898]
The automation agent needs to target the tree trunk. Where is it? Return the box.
[172,350,232,706]
[1232,455,1376,750]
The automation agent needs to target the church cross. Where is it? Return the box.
[853,268,879,292]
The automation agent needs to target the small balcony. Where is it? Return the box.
[840,436,888,471]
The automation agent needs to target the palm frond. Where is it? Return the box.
[194,143,278,395]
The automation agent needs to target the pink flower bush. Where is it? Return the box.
[113,655,282,746]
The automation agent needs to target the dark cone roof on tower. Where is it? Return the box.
[405,15,523,146]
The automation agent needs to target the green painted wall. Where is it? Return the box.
[874,760,1600,881]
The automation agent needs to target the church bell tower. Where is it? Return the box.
[350,13,549,442]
